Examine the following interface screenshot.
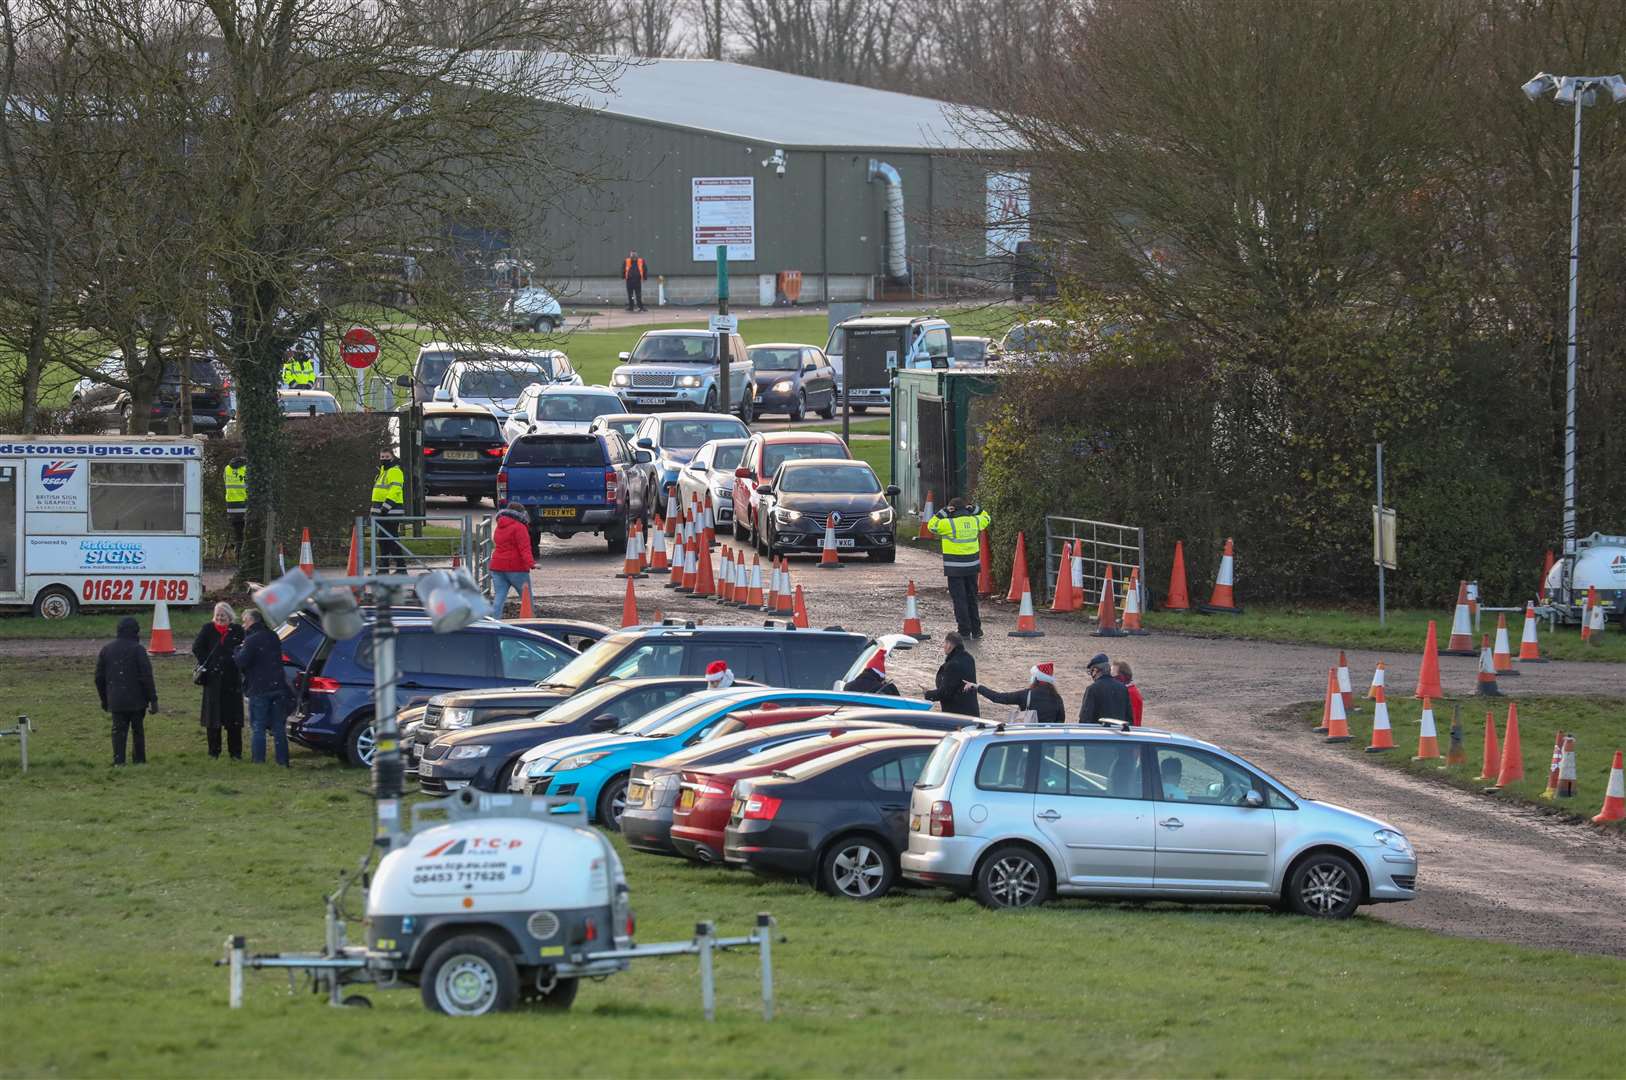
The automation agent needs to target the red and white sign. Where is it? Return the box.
[341,326,380,369]
[77,576,195,604]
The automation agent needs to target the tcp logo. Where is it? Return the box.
[40,460,77,491]
[423,837,524,857]
[1611,554,1625,577]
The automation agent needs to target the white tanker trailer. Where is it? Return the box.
[1543,532,1626,625]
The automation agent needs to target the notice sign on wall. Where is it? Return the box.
[692,177,755,262]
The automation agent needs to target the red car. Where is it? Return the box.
[730,430,850,544]
[670,727,939,863]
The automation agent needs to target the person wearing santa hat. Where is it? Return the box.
[703,660,735,689]
[969,661,1066,724]
[842,649,898,696]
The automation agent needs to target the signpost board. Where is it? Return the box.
[693,177,755,262]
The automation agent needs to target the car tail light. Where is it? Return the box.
[742,794,781,821]
[583,917,598,943]
[605,468,618,503]
[930,800,954,837]
[306,676,341,693]
[281,653,293,663]
[150,405,163,415]
[422,446,437,456]
[625,913,635,937]
[496,469,508,501]
[698,780,731,798]
[483,446,505,457]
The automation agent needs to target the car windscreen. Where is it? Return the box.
[623,696,717,736]
[952,340,987,361]
[631,336,716,363]
[748,348,801,371]
[280,395,338,415]
[415,351,455,389]
[460,365,548,398]
[778,464,878,494]
[763,441,846,475]
[662,418,747,449]
[533,631,642,690]
[424,414,502,440]
[536,393,622,423]
[528,681,629,725]
[712,444,745,471]
[506,435,605,467]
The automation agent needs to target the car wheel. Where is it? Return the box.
[869,546,896,563]
[703,387,719,412]
[420,934,519,1016]
[818,393,835,420]
[528,975,579,1010]
[596,773,631,831]
[31,585,79,620]
[975,845,1051,909]
[1285,852,1362,919]
[819,835,896,900]
[344,714,376,768]
[738,392,754,425]
[606,522,627,553]
[790,391,806,422]
[852,405,868,415]
[732,517,748,542]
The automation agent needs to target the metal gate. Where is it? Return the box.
[917,394,947,515]
[1043,515,1146,608]
[360,510,493,595]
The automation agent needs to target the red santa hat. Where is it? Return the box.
[865,650,887,674]
[1030,662,1056,685]
[704,660,734,688]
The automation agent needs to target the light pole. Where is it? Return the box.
[1522,71,1626,606]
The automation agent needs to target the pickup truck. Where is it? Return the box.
[610,329,756,420]
[497,426,656,553]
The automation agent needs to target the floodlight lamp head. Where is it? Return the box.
[425,585,489,634]
[414,570,454,607]
[1554,77,1581,105]
[1522,72,1557,101]
[1605,75,1626,103]
[314,586,364,640]
[253,568,316,627]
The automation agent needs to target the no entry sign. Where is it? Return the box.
[340,326,380,369]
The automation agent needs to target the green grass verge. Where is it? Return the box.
[0,606,217,641]
[1144,605,1626,663]
[1300,694,1626,825]
[7,658,1626,1076]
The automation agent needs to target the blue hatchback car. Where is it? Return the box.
[289,618,578,768]
[515,688,932,829]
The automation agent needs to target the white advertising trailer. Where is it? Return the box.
[0,435,204,618]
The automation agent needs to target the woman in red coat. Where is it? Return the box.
[489,503,535,615]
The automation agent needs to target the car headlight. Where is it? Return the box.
[869,507,894,524]
[525,757,557,778]
[678,375,703,388]
[612,372,630,386]
[448,744,491,760]
[774,507,802,523]
[712,483,732,499]
[556,750,612,772]
[442,707,474,729]
[1373,829,1413,855]
[771,380,793,393]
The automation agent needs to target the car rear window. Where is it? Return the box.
[975,742,1034,792]
[915,737,959,789]
[507,435,606,467]
[662,419,748,449]
[536,393,622,423]
[425,414,502,440]
[763,442,846,475]
[783,636,865,688]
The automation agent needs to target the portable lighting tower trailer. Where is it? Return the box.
[220,568,781,1018]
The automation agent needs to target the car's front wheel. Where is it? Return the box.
[974,845,1051,909]
[1285,852,1362,919]
[344,714,376,768]
[596,773,630,831]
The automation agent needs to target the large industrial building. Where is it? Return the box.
[541,59,1024,306]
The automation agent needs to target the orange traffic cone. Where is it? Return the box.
[1414,620,1444,699]
[775,560,795,616]
[700,493,714,548]
[515,574,535,617]
[695,542,716,598]
[1494,702,1524,788]
[1587,601,1607,645]
[620,576,640,628]
[817,514,842,569]
[1050,540,1077,613]
[1541,730,1565,799]
[1367,660,1386,700]
[763,558,781,613]
[1517,602,1545,663]
[1316,667,1338,734]
[977,532,995,599]
[744,556,764,608]
[1006,532,1030,603]
[1442,581,1475,655]
[649,522,669,573]
[1475,711,1500,781]
[1325,671,1351,743]
[902,580,929,639]
[1069,545,1086,612]
[1581,585,1598,642]
[298,527,315,576]
[1474,634,1501,696]
[1199,538,1241,614]
[792,584,810,629]
[1413,698,1441,761]
[1445,706,1467,766]
[617,523,644,578]
[147,600,175,656]
[1492,614,1516,675]
[915,491,935,541]
[1593,751,1625,822]
[1007,556,1044,638]
[1336,651,1355,711]
[678,536,698,594]
[717,547,733,603]
[346,524,360,578]
[1556,735,1578,799]
[1539,549,1556,602]
[1165,541,1191,612]
[1365,685,1394,752]
[733,552,752,608]
[1121,567,1147,634]
[1093,564,1124,638]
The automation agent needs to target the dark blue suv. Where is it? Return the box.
[289,619,578,767]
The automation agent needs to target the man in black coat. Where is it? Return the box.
[234,609,291,767]
[95,616,159,765]
[922,632,978,716]
[1080,652,1133,725]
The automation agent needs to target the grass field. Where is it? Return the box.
[1299,694,1626,825]
[6,655,1626,1076]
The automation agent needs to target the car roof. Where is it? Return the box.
[756,430,845,445]
[595,413,648,422]
[538,384,617,395]
[279,389,335,399]
[699,437,749,448]
[654,411,744,423]
[523,422,605,437]
[616,621,863,639]
[421,402,503,416]
[838,316,947,328]
[777,457,868,470]
[748,342,817,350]
[700,725,932,776]
[771,736,942,779]
[639,328,724,338]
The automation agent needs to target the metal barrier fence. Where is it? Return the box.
[360,512,493,593]
[1043,515,1146,608]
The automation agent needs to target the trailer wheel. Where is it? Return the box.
[341,995,373,1008]
[32,585,79,620]
[421,934,519,1016]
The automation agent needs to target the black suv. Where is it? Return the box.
[420,403,508,504]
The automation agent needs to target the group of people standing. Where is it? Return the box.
[920,633,1143,726]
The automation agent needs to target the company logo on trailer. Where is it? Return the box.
[423,837,524,857]
[40,460,77,490]
[1612,554,1626,578]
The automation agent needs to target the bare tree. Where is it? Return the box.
[690,0,725,60]
[729,0,928,89]
[620,0,681,56]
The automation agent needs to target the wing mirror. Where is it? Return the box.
[637,437,655,449]
[588,714,619,733]
[618,351,631,361]
[885,484,900,498]
[757,484,773,497]
[1244,790,1265,808]
[634,450,653,464]
[734,467,752,479]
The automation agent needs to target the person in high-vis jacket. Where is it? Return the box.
[222,456,248,553]
[372,449,406,572]
[927,495,990,639]
[623,250,648,312]
[281,352,316,389]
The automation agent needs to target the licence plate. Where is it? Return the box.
[540,508,575,518]
[678,789,696,809]
[730,797,743,820]
[419,763,435,776]
[443,450,478,461]
[627,781,648,803]
[910,814,921,831]
[635,397,666,405]
[836,539,856,548]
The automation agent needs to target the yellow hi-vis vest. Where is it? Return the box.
[372,464,404,514]
[282,357,315,387]
[928,506,989,576]
[223,464,247,509]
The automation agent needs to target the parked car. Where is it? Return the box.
[502,385,626,443]
[502,284,564,332]
[515,688,933,829]
[79,356,234,434]
[500,617,611,652]
[675,438,748,528]
[731,430,850,542]
[417,403,507,504]
[68,356,125,408]
[747,343,838,420]
[756,458,897,562]
[288,618,578,767]
[999,319,1082,361]
[823,316,953,412]
[589,413,649,444]
[900,723,1419,918]
[497,428,656,552]
[611,329,755,418]
[416,676,719,796]
[221,389,339,437]
[724,737,943,898]
[633,413,750,498]
[951,337,1000,367]
[431,350,577,420]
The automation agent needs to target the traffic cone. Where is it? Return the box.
[817,515,842,569]
[298,527,315,576]
[617,523,644,578]
[695,542,716,598]
[1121,567,1147,634]
[775,560,795,616]
[1198,538,1241,614]
[977,532,995,599]
[702,493,715,549]
[1414,620,1444,699]
[1165,541,1191,612]
[346,524,360,578]
[1557,735,1578,799]
[792,584,810,629]
[620,576,639,628]
[677,536,698,594]
[1517,601,1546,663]
[1541,730,1565,799]
[1050,540,1077,613]
[1539,549,1555,603]
[1474,635,1501,696]
[1093,563,1124,637]
[147,600,175,656]
[1494,703,1523,788]
[1007,556,1044,638]
[1069,545,1086,611]
[1592,751,1625,823]
[1315,667,1337,733]
[1492,614,1516,675]
[902,580,930,639]
[1442,581,1475,655]
[278,545,287,575]
[1475,711,1500,782]
[733,552,751,608]
[1587,600,1607,645]
[649,523,669,572]
[1336,651,1355,711]
[1006,532,1030,603]
[664,491,678,535]
[1581,585,1597,641]
[1413,698,1441,761]
[915,490,935,541]
[716,547,732,603]
[518,578,534,618]
[1367,660,1386,700]
[1445,706,1467,766]
[743,556,764,608]
[1365,685,1394,752]
[1325,672,1351,743]
[763,558,781,612]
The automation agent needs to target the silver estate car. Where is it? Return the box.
[901,722,1417,918]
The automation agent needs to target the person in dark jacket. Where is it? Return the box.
[922,632,978,715]
[973,662,1066,723]
[1080,652,1133,725]
[843,650,899,695]
[96,616,159,765]
[234,608,290,767]
[192,601,245,758]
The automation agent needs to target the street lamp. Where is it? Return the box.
[1522,72,1626,606]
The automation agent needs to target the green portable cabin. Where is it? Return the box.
[890,367,1007,520]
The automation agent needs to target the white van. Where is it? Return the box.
[0,435,204,618]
